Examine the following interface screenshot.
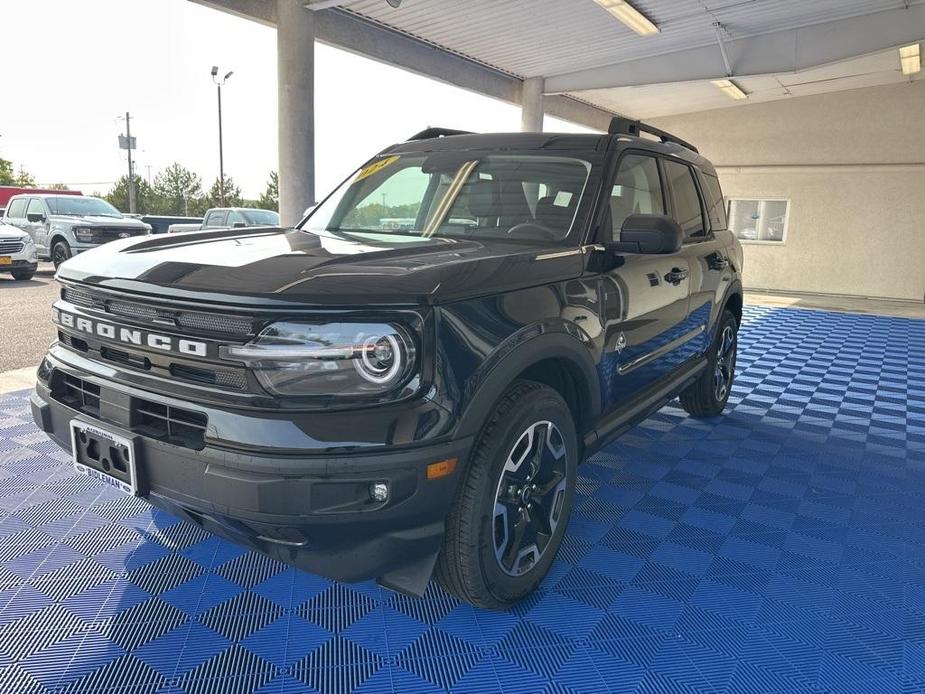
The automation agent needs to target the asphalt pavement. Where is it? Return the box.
[0,263,58,373]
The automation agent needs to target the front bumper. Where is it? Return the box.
[0,259,37,274]
[31,366,471,590]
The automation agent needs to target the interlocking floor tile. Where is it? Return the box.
[0,305,922,692]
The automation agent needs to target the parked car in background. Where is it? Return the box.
[141,215,204,235]
[0,220,38,280]
[2,195,150,267]
[168,207,279,233]
[0,186,82,210]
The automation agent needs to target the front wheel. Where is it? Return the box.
[435,381,577,609]
[52,241,72,268]
[679,309,738,418]
[11,270,35,281]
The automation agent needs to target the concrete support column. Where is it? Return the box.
[520,76,545,132]
[277,0,315,227]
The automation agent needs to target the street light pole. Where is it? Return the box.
[211,66,234,206]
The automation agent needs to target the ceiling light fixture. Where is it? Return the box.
[711,79,748,101]
[900,43,922,76]
[592,0,659,36]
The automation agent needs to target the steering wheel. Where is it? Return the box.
[505,221,560,241]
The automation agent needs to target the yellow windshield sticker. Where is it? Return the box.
[355,155,400,182]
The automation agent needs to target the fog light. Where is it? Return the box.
[370,482,389,502]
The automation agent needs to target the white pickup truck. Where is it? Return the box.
[167,207,279,233]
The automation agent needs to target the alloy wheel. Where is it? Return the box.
[492,420,569,577]
[713,324,736,401]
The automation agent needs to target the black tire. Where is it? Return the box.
[10,270,34,281]
[679,309,738,418]
[52,240,72,268]
[435,380,577,609]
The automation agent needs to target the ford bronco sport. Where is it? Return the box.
[31,119,743,609]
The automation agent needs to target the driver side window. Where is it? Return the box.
[608,154,665,241]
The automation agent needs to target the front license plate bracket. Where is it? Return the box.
[70,420,141,496]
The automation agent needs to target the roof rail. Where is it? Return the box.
[608,117,699,154]
[407,127,473,141]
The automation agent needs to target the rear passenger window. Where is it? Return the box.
[608,154,664,241]
[663,160,706,239]
[6,199,26,219]
[701,173,727,230]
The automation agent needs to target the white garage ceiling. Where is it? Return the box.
[336,0,925,119]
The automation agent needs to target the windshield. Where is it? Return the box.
[243,209,280,226]
[46,196,122,218]
[301,153,592,243]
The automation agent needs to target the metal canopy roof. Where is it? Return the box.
[196,0,925,126]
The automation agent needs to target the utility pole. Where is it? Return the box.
[118,113,137,214]
[211,67,233,206]
[126,112,136,214]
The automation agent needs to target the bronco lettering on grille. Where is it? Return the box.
[53,308,208,357]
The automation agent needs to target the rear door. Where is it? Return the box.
[663,159,734,355]
[597,151,692,412]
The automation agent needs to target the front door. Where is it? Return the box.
[25,198,50,254]
[597,152,693,413]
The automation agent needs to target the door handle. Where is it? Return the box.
[708,254,729,271]
[664,267,689,285]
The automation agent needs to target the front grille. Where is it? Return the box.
[132,401,207,450]
[50,372,208,451]
[62,286,105,311]
[108,299,158,322]
[177,312,252,335]
[54,374,101,417]
[170,364,247,390]
[60,286,253,338]
[90,228,145,242]
[0,240,24,254]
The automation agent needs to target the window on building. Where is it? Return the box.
[728,199,790,243]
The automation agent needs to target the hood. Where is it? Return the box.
[0,223,29,240]
[56,227,585,307]
[54,215,148,228]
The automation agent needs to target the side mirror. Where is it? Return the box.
[302,205,317,218]
[611,214,683,255]
[27,213,45,223]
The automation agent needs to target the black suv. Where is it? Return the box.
[31,119,742,609]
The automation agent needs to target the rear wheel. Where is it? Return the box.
[10,270,34,281]
[52,241,71,268]
[436,380,577,609]
[679,309,738,417]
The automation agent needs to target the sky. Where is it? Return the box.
[0,0,595,200]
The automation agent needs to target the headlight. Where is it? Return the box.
[22,236,35,249]
[73,226,93,242]
[220,321,417,398]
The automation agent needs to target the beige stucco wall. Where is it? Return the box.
[650,81,925,301]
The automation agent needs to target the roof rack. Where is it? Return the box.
[608,117,699,154]
[407,127,474,141]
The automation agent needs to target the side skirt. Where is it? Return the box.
[583,356,708,457]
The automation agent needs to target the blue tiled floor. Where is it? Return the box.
[0,305,923,693]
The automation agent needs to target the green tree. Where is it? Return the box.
[206,175,243,209]
[0,158,15,185]
[0,157,36,186]
[257,171,279,211]
[47,183,72,191]
[151,163,204,215]
[13,166,36,187]
[105,175,155,213]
